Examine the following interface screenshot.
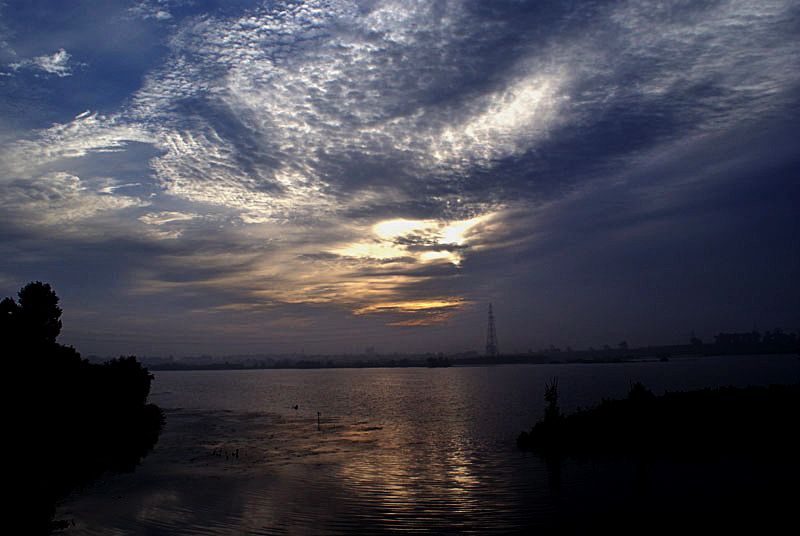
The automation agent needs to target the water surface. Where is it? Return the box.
[56,355,800,534]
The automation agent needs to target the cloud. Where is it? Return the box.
[124,1,549,215]
[353,298,468,326]
[138,211,199,225]
[128,1,174,21]
[122,207,509,327]
[0,171,148,232]
[132,0,795,213]
[0,110,156,242]
[1,1,798,351]
[0,111,154,179]
[137,210,204,239]
[98,182,142,194]
[9,48,79,77]
[331,214,493,266]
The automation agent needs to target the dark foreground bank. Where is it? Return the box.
[3,282,164,534]
[17,352,165,534]
[517,382,800,460]
[517,382,800,533]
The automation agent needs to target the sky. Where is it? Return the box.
[1,0,798,357]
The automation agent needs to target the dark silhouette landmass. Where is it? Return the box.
[3,282,164,534]
[517,381,800,461]
[517,380,800,532]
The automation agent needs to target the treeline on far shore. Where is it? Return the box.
[139,343,799,372]
[128,327,800,371]
[3,282,164,535]
[141,353,553,370]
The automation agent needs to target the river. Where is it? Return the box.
[55,354,800,534]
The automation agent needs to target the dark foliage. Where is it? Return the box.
[517,381,800,462]
[4,282,164,534]
[1,281,62,347]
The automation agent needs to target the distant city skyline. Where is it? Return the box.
[2,1,798,357]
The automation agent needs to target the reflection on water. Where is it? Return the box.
[56,356,800,534]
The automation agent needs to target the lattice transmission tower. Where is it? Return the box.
[486,303,499,357]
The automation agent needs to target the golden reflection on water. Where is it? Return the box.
[330,370,486,519]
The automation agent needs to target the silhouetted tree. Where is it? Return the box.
[3,281,164,533]
[1,281,62,347]
[544,377,560,424]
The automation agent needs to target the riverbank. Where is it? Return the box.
[517,382,800,460]
[13,354,165,534]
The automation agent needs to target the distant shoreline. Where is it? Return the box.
[145,350,799,372]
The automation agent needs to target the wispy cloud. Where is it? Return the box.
[0,171,148,234]
[1,111,153,177]
[354,298,468,326]
[128,1,174,22]
[9,48,79,77]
